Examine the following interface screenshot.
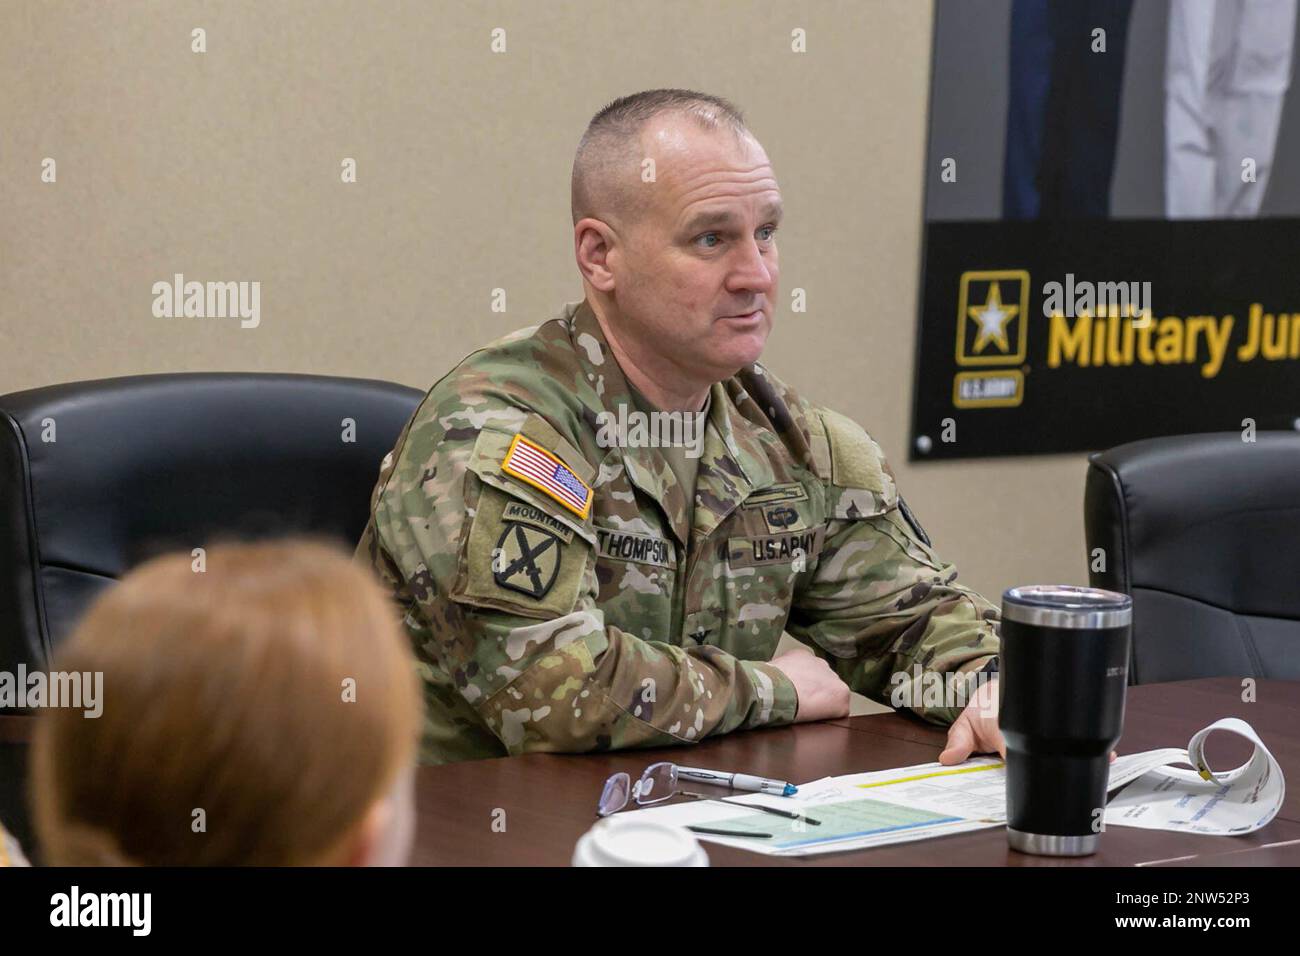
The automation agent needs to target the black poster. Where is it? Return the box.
[911,0,1300,460]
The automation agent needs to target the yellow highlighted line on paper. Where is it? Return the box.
[855,762,1006,789]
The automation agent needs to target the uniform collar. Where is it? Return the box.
[567,299,776,546]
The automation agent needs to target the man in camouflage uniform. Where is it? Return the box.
[357,89,1004,765]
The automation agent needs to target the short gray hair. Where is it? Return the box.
[571,89,751,227]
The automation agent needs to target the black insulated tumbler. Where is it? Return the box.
[1000,585,1132,856]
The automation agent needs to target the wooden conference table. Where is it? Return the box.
[411,677,1300,866]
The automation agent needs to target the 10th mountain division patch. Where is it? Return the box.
[493,522,561,598]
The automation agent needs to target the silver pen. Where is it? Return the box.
[676,766,798,796]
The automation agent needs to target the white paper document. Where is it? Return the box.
[629,717,1284,857]
[1103,717,1284,835]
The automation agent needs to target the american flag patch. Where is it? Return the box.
[500,434,593,519]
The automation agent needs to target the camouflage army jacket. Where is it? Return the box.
[357,299,1000,763]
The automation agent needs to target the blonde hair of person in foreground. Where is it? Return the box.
[29,538,422,866]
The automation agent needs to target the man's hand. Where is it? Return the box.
[770,650,851,723]
[937,676,1120,765]
[939,675,1004,765]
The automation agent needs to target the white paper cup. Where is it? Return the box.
[572,817,709,867]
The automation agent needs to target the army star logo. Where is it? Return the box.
[968,281,1018,354]
[954,269,1029,366]
[493,523,561,599]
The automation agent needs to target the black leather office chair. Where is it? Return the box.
[0,372,424,851]
[1085,432,1300,685]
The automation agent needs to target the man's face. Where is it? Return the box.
[611,120,782,383]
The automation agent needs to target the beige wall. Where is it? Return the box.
[1,0,1091,601]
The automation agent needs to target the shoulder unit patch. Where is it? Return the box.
[493,523,561,598]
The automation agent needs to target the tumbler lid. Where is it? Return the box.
[1002,585,1132,629]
